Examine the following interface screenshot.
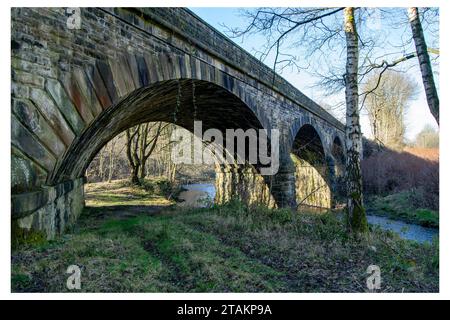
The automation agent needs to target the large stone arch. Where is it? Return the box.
[55,51,281,181]
[11,8,347,242]
[12,52,278,239]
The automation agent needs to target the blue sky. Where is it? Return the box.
[190,7,439,141]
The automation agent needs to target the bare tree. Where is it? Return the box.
[107,138,116,182]
[126,122,168,184]
[358,8,439,121]
[363,71,417,149]
[408,7,439,125]
[98,147,105,180]
[415,124,439,149]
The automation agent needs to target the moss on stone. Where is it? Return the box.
[11,220,47,249]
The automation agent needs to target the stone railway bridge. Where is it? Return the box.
[11,8,346,240]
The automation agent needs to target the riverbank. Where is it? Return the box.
[366,191,439,228]
[11,182,438,292]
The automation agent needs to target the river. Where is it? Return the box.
[178,183,216,207]
[179,183,438,244]
[366,214,438,244]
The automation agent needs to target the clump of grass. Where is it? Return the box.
[128,177,184,201]
[11,220,47,249]
[84,179,175,208]
[11,193,438,292]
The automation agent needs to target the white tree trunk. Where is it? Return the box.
[408,7,439,125]
[344,7,368,234]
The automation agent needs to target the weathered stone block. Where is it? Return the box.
[46,78,85,134]
[12,70,45,87]
[12,178,84,240]
[29,87,76,146]
[11,115,56,172]
[12,98,66,157]
[11,147,47,194]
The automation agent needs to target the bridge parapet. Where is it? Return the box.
[108,7,345,131]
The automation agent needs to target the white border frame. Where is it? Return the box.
[2,0,448,300]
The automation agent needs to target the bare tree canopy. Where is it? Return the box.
[126,122,169,184]
[226,7,439,117]
[363,71,417,149]
[414,124,439,149]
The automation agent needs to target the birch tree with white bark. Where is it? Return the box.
[225,7,371,233]
[408,7,439,125]
[343,7,368,233]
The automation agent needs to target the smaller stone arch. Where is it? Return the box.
[288,115,330,155]
[290,123,332,209]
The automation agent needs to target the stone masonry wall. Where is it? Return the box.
[11,7,345,239]
[12,178,84,243]
[291,155,332,208]
[215,164,276,208]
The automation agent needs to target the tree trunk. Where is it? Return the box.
[408,7,439,125]
[99,148,105,181]
[344,7,368,234]
[108,141,115,182]
[138,124,147,179]
[126,128,141,185]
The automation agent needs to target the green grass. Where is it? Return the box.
[11,183,439,293]
[83,178,178,207]
[367,191,439,228]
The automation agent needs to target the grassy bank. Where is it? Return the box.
[366,191,439,228]
[84,178,183,207]
[11,183,438,293]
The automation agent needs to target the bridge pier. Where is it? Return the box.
[291,155,332,209]
[11,178,85,243]
[268,158,297,208]
[328,155,346,208]
[214,164,276,208]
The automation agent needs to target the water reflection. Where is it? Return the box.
[178,183,216,207]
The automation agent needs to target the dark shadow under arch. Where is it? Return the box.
[331,136,346,201]
[332,136,345,169]
[51,79,270,184]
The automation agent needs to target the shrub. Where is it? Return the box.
[361,146,439,210]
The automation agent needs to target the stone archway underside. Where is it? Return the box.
[13,79,275,239]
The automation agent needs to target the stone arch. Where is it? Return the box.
[51,78,270,184]
[290,122,332,209]
[51,52,274,183]
[11,7,348,244]
[288,116,330,155]
[12,53,278,239]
